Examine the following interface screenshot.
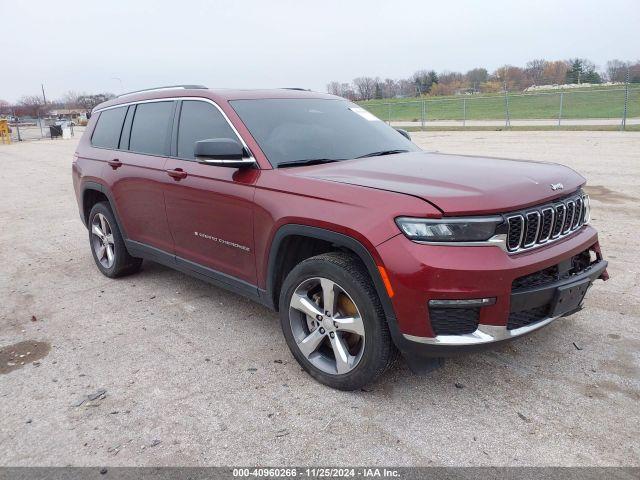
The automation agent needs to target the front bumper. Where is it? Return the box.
[403,258,607,346]
[376,224,607,356]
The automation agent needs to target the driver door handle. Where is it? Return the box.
[166,168,188,180]
[108,159,122,169]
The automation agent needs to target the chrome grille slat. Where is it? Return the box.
[539,207,554,243]
[551,204,565,239]
[582,194,591,223]
[573,198,583,230]
[505,191,588,254]
[523,211,541,247]
[506,215,525,250]
[563,200,575,234]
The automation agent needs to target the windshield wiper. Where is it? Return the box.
[356,149,409,159]
[277,158,342,168]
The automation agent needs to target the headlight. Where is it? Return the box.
[395,216,504,242]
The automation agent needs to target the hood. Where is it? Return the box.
[294,151,585,215]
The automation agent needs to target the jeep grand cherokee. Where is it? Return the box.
[72,85,608,390]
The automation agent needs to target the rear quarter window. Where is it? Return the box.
[91,107,127,149]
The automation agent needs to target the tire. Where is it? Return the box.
[88,202,142,278]
[279,252,395,390]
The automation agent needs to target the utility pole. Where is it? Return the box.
[41,84,47,104]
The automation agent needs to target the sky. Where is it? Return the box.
[2,0,639,103]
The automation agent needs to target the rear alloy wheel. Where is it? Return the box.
[88,202,142,278]
[279,252,395,390]
[91,213,115,269]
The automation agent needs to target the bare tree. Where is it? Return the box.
[542,60,569,85]
[525,59,547,85]
[352,77,377,100]
[326,81,341,95]
[0,99,11,115]
[326,81,358,99]
[606,59,627,82]
[630,61,640,83]
[438,71,464,85]
[61,91,81,109]
[494,65,531,91]
[396,79,415,97]
[382,78,398,98]
[19,95,45,117]
[77,93,116,111]
[465,68,488,92]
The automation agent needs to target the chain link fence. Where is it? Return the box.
[7,118,76,142]
[361,86,639,129]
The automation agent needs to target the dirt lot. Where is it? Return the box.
[0,131,638,466]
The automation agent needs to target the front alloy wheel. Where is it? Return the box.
[279,252,395,390]
[289,277,366,375]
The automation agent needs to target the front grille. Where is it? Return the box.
[429,307,480,335]
[505,190,589,253]
[508,305,550,330]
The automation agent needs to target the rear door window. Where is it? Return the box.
[129,101,175,156]
[91,107,127,149]
[177,100,239,159]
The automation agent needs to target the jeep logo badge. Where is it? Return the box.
[550,183,564,191]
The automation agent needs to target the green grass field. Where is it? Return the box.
[360,86,640,122]
[400,125,640,132]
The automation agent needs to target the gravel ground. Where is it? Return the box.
[0,131,638,466]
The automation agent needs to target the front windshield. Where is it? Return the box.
[230,98,420,167]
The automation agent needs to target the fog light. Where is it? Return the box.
[428,298,496,308]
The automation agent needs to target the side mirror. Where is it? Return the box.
[395,128,411,141]
[195,138,255,168]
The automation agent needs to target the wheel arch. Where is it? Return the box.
[80,181,128,239]
[263,224,397,324]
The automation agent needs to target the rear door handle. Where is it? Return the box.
[108,159,122,169]
[166,168,188,180]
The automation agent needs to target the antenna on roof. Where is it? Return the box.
[117,85,207,98]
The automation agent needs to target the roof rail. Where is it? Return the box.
[117,85,208,98]
[281,87,311,91]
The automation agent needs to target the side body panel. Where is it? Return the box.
[163,160,259,284]
[72,115,104,219]
[102,148,173,252]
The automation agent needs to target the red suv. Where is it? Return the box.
[72,85,608,390]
